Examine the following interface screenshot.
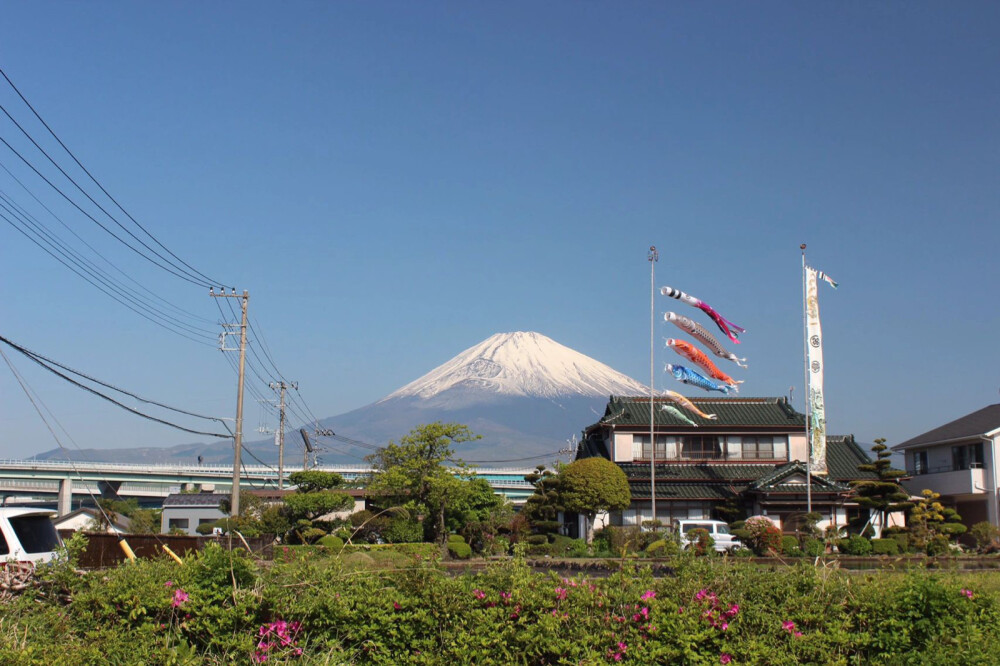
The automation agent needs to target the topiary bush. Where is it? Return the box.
[317,535,344,550]
[802,537,824,557]
[685,528,715,556]
[448,533,466,544]
[871,538,899,556]
[382,519,423,544]
[838,535,873,556]
[549,535,588,558]
[780,535,801,556]
[447,541,472,559]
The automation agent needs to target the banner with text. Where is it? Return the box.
[805,266,828,475]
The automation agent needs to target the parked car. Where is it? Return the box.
[0,508,62,566]
[673,519,741,552]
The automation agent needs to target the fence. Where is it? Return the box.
[61,532,275,569]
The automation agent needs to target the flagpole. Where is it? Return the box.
[649,246,659,527]
[801,243,812,515]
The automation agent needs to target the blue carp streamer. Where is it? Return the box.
[665,363,733,394]
[664,312,748,368]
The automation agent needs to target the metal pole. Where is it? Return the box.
[800,245,812,515]
[649,245,659,526]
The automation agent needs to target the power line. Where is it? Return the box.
[0,66,228,289]
[1,335,232,439]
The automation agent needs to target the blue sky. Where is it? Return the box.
[1,3,998,460]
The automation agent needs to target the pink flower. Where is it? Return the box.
[641,590,656,601]
[794,631,803,638]
[472,589,486,600]
[720,621,729,631]
[165,581,174,588]
[725,604,740,618]
[720,654,732,664]
[555,587,569,601]
[501,591,512,602]
[695,589,709,601]
[678,606,684,614]
[962,588,974,599]
[172,589,189,607]
[393,602,401,610]
[782,620,796,633]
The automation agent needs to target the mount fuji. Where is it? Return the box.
[32,332,647,465]
[311,332,648,463]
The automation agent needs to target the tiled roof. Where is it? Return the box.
[749,462,850,492]
[826,436,879,481]
[892,404,1000,451]
[616,462,776,482]
[595,396,805,430]
[163,493,228,507]
[629,482,745,500]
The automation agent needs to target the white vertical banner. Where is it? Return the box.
[805,267,828,475]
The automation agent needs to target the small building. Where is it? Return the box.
[891,403,1000,528]
[160,492,227,536]
[576,396,879,533]
[53,507,131,535]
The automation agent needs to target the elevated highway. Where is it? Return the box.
[0,459,535,514]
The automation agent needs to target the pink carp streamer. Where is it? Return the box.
[662,390,718,420]
[661,403,699,427]
[660,286,745,344]
[664,312,747,368]
[666,339,743,389]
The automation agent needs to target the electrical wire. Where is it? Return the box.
[0,66,228,289]
[1,336,232,439]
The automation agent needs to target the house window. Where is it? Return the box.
[633,436,678,461]
[913,450,928,475]
[741,437,774,460]
[168,518,190,530]
[953,445,968,472]
[680,436,723,460]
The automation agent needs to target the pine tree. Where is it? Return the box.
[850,438,912,538]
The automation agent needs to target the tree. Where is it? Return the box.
[850,438,913,538]
[909,489,966,554]
[365,422,481,544]
[558,457,631,544]
[522,465,564,535]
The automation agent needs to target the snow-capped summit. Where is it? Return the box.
[381,331,647,402]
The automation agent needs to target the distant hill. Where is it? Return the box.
[33,331,648,466]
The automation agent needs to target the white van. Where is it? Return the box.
[0,508,62,565]
[673,519,741,553]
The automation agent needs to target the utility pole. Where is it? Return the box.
[212,288,248,517]
[269,380,297,489]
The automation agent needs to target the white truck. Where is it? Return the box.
[0,508,62,566]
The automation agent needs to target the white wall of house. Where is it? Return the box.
[160,506,225,536]
[788,434,808,462]
[613,432,633,462]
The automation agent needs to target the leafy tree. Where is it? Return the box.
[287,470,345,493]
[283,491,354,522]
[522,465,564,535]
[850,438,913,537]
[558,457,631,544]
[365,422,481,544]
[909,489,966,553]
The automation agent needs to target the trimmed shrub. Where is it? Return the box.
[317,535,344,550]
[382,519,423,544]
[744,517,782,555]
[525,535,547,546]
[549,535,588,558]
[926,535,950,556]
[971,522,1000,552]
[686,528,715,556]
[780,536,800,556]
[838,535,873,556]
[448,534,466,544]
[646,538,680,557]
[802,537,824,557]
[349,510,374,527]
[447,542,472,559]
[872,538,899,556]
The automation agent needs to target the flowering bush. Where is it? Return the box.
[743,517,783,555]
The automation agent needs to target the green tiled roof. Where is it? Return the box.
[826,436,879,481]
[749,462,850,492]
[628,482,747,500]
[596,396,805,429]
[617,462,776,482]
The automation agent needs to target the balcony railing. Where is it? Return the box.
[908,462,983,476]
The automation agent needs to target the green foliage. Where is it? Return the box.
[910,489,965,551]
[871,538,900,556]
[801,537,825,557]
[317,534,344,549]
[447,541,472,559]
[838,535,874,556]
[382,518,424,544]
[283,490,354,522]
[645,538,680,557]
[780,535,802,557]
[851,438,913,535]
[558,457,631,543]
[287,470,345,493]
[971,521,1000,552]
[365,422,481,544]
[522,465,563,535]
[448,533,466,544]
[685,528,715,556]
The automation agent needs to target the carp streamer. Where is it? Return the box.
[661,403,699,427]
[660,286,745,344]
[662,390,718,420]
[664,312,747,368]
[666,339,742,388]
[665,363,731,394]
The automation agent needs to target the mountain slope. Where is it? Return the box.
[33,332,647,465]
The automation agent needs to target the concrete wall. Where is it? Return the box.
[161,506,225,536]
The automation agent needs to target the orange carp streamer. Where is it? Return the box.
[666,338,742,389]
[662,390,718,420]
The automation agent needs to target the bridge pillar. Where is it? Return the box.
[58,478,73,516]
[98,480,122,499]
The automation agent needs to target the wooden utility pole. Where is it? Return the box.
[212,288,248,517]
[269,380,297,489]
